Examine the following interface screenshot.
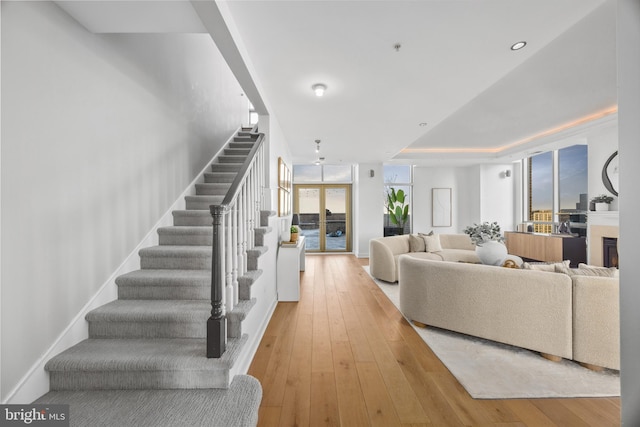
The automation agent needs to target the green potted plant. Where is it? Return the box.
[290,225,299,242]
[463,222,507,265]
[591,194,614,211]
[385,188,409,236]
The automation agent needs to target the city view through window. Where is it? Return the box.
[529,145,588,234]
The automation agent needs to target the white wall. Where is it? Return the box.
[412,164,514,235]
[1,1,245,401]
[618,0,640,424]
[354,163,383,257]
[479,164,516,232]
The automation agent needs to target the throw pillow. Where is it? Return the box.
[418,231,434,237]
[423,234,443,253]
[576,263,619,278]
[522,260,570,272]
[409,234,426,252]
[554,265,580,276]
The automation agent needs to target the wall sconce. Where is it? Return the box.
[312,83,327,97]
[315,139,321,153]
[500,170,512,178]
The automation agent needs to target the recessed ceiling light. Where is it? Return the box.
[511,41,527,51]
[312,83,327,97]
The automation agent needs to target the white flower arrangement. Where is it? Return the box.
[463,221,505,246]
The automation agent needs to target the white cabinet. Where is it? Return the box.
[276,236,306,301]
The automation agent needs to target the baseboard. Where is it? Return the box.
[4,128,240,404]
[233,297,278,377]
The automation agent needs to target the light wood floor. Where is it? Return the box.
[248,254,621,426]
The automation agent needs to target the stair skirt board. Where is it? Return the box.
[33,128,271,402]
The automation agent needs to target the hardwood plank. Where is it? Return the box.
[429,371,495,426]
[337,290,376,363]
[247,334,277,379]
[356,361,403,427]
[312,268,334,373]
[531,399,591,427]
[561,398,621,427]
[352,296,430,424]
[310,371,340,426]
[332,341,370,426]
[257,406,280,427]
[278,311,312,427]
[503,400,558,427]
[388,339,462,427]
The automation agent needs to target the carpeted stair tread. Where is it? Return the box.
[239,270,263,300]
[139,246,211,270]
[87,300,210,323]
[139,246,212,258]
[172,210,212,226]
[204,172,237,183]
[116,269,211,300]
[211,163,242,173]
[45,336,248,390]
[261,210,276,227]
[158,226,212,246]
[224,147,251,156]
[46,337,244,371]
[185,195,225,210]
[86,300,210,339]
[254,226,272,246]
[195,183,232,195]
[228,299,257,339]
[34,375,261,427]
[217,155,247,164]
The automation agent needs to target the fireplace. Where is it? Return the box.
[603,237,619,268]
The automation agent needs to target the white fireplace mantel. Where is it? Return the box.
[588,211,619,227]
[587,211,619,265]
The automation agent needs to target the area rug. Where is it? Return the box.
[362,266,620,399]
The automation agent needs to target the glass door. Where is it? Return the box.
[294,184,351,252]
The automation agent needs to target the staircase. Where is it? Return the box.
[37,129,270,424]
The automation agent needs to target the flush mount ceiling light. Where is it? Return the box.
[312,83,327,97]
[315,139,321,153]
[510,41,527,51]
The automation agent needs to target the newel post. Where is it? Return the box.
[208,204,228,358]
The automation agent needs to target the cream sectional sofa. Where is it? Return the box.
[398,256,620,369]
[369,233,479,282]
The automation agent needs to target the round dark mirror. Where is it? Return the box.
[602,151,618,197]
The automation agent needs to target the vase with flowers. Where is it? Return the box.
[590,194,614,211]
[463,221,507,265]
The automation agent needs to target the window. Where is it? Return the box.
[558,145,588,212]
[525,144,588,235]
[293,164,352,183]
[383,165,412,235]
[528,152,553,233]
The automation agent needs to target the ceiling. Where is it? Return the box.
[57,0,617,167]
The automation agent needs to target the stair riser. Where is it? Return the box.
[48,370,229,391]
[89,321,206,339]
[173,214,211,227]
[186,200,219,210]
[159,234,213,246]
[195,184,230,196]
[141,257,211,270]
[118,286,209,300]
[231,139,256,146]
[218,156,246,164]
[224,148,251,156]
[211,164,242,173]
[204,173,237,183]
